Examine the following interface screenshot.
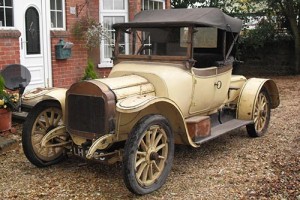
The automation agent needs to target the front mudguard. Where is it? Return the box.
[116,95,199,148]
[237,78,280,120]
[23,88,67,122]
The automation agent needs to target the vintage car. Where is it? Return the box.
[22,8,280,195]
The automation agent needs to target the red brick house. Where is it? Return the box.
[0,0,171,89]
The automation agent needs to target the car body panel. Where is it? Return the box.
[237,78,280,120]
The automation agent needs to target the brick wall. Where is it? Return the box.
[51,0,172,88]
[0,30,21,71]
[50,0,91,88]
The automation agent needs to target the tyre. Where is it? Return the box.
[246,89,271,137]
[123,115,174,195]
[22,101,67,167]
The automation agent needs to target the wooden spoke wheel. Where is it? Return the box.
[247,90,271,137]
[22,101,67,167]
[123,115,174,195]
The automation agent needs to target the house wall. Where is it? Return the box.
[0,0,171,88]
[0,30,21,71]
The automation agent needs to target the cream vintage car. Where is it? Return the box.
[22,8,280,195]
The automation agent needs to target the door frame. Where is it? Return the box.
[16,1,52,89]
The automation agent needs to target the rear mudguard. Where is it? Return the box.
[237,78,279,120]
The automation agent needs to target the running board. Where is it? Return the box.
[195,119,252,145]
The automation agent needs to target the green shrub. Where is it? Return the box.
[82,60,98,80]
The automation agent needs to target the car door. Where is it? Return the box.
[189,67,217,114]
[210,66,232,110]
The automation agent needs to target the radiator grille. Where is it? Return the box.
[67,94,105,134]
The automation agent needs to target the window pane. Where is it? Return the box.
[154,2,158,9]
[143,0,149,10]
[5,7,12,26]
[57,0,62,10]
[114,16,125,24]
[51,11,56,27]
[57,12,63,27]
[114,0,124,10]
[0,8,4,26]
[5,0,11,6]
[103,0,113,10]
[0,1,3,6]
[50,0,55,10]
[103,16,113,29]
[159,2,163,9]
[149,1,153,9]
[25,7,41,54]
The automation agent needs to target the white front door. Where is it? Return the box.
[14,1,50,91]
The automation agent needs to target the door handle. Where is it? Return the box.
[214,81,222,89]
[20,38,28,49]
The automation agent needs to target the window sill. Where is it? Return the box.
[98,62,113,68]
[50,30,69,38]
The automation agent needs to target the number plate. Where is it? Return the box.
[72,145,87,158]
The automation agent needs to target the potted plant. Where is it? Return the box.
[0,75,18,132]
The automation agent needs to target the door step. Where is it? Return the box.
[194,119,252,145]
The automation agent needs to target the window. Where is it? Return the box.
[99,0,128,68]
[142,0,165,10]
[50,0,65,29]
[0,0,13,27]
[103,0,125,10]
[141,0,165,54]
[119,27,187,57]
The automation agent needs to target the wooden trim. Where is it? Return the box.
[117,54,188,61]
[192,65,232,77]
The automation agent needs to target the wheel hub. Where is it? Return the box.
[150,152,159,161]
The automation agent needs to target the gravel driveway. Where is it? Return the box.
[0,76,299,200]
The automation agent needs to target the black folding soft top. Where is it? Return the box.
[113,8,242,33]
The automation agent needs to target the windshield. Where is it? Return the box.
[118,27,188,57]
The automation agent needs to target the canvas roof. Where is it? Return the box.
[113,8,242,33]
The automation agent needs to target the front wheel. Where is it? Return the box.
[123,115,174,195]
[246,89,271,137]
[22,101,67,167]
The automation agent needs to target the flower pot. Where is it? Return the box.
[0,109,12,132]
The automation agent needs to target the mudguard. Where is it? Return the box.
[237,78,280,120]
[116,95,199,147]
[23,88,67,121]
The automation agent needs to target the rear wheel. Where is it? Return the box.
[246,90,271,137]
[22,101,67,167]
[123,115,174,195]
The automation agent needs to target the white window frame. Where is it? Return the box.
[49,0,66,30]
[99,0,128,68]
[0,0,14,28]
[142,0,165,10]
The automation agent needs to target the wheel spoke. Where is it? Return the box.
[152,161,160,172]
[136,162,147,179]
[43,112,50,127]
[37,120,47,130]
[49,109,55,125]
[136,157,146,168]
[155,143,166,152]
[145,130,151,146]
[140,139,148,151]
[149,162,154,180]
[154,132,163,148]
[142,164,150,182]
[53,114,62,126]
[150,126,159,145]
